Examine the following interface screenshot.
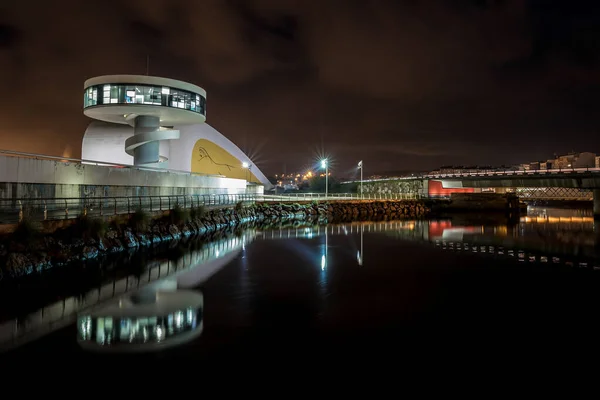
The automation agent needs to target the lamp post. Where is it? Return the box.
[358,160,363,199]
[321,159,328,200]
[242,161,249,183]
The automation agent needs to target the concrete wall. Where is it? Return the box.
[0,155,259,200]
[448,193,515,211]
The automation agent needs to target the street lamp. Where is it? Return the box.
[242,161,249,182]
[320,159,328,199]
[358,160,363,199]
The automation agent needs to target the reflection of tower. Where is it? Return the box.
[83,75,206,168]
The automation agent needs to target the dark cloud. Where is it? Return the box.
[1,0,600,174]
[0,23,20,49]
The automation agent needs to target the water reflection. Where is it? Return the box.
[5,206,599,355]
[357,226,363,266]
[255,207,600,268]
[0,231,256,353]
[78,290,203,352]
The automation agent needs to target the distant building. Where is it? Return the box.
[574,152,596,168]
[430,151,598,176]
[552,152,596,169]
[513,163,531,171]
[430,165,497,175]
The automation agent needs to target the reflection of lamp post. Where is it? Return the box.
[358,160,363,199]
[356,225,364,266]
[321,159,328,200]
[322,226,328,270]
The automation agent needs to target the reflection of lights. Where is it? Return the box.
[521,216,594,224]
[78,294,204,350]
[155,325,164,342]
[175,311,183,328]
[79,316,92,340]
[321,254,326,270]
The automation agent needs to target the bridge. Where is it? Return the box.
[343,167,600,216]
[426,167,600,189]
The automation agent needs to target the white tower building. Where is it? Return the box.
[83,75,206,168]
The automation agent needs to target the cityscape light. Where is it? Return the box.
[320,159,329,199]
[241,161,250,182]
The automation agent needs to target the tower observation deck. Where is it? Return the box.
[83,75,206,168]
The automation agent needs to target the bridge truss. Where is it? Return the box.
[515,187,593,201]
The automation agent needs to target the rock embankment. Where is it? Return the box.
[0,200,430,280]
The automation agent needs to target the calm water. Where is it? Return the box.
[4,206,600,367]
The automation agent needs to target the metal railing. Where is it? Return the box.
[0,194,255,224]
[0,193,424,224]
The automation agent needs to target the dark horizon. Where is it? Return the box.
[1,0,600,175]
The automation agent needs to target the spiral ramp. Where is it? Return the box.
[124,127,180,167]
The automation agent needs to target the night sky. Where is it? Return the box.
[1,0,600,176]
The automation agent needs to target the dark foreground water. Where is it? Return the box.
[3,206,600,371]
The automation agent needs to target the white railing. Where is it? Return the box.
[261,192,421,201]
[425,167,600,179]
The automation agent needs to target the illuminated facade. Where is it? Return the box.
[84,82,206,115]
[82,74,270,187]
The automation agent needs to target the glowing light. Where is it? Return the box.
[321,159,328,169]
[321,254,326,270]
[242,161,249,169]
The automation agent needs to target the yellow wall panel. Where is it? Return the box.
[190,139,258,181]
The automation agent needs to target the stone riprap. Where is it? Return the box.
[0,200,430,280]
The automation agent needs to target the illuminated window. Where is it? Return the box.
[84,83,205,115]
